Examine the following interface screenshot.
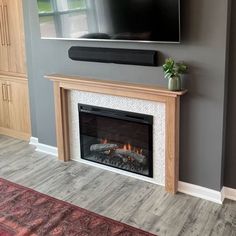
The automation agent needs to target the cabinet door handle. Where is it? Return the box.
[2,84,7,101]
[3,5,10,46]
[0,5,5,46]
[6,84,11,102]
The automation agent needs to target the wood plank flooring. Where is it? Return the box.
[0,135,235,236]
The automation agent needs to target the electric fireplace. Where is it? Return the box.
[78,104,153,177]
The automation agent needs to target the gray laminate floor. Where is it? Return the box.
[0,135,235,236]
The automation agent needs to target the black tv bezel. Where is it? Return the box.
[40,0,181,44]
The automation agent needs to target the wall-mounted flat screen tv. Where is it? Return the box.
[37,0,180,43]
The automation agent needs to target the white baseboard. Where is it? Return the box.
[178,181,223,204]
[29,137,39,146]
[29,137,58,157]
[222,187,236,201]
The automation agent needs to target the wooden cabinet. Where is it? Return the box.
[0,76,31,140]
[0,0,26,74]
[0,0,31,140]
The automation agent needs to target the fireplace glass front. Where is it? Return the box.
[78,104,153,177]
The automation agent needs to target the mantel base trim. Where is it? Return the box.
[222,187,236,201]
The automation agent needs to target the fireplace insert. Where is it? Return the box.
[78,104,153,177]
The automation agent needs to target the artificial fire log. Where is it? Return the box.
[113,149,147,164]
[110,153,129,163]
[90,143,118,152]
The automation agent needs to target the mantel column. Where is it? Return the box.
[53,81,70,161]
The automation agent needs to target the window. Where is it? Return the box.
[37,0,89,38]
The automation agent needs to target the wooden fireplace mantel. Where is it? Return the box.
[46,74,187,194]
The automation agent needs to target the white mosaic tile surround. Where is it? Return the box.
[68,90,166,186]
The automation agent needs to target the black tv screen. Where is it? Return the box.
[37,0,180,43]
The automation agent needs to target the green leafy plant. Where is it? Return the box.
[163,58,187,79]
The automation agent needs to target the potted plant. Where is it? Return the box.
[163,58,187,91]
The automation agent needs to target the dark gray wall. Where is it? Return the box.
[24,0,230,191]
[225,0,236,189]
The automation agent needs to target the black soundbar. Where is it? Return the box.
[68,47,158,66]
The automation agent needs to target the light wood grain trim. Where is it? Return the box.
[165,96,180,194]
[0,4,5,46]
[3,4,10,46]
[0,72,27,79]
[53,82,70,161]
[61,82,168,103]
[0,127,30,141]
[0,74,27,83]
[47,74,186,193]
[1,4,7,46]
[6,84,11,102]
[46,74,187,98]
[1,83,7,101]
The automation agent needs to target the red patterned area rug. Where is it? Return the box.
[0,178,156,236]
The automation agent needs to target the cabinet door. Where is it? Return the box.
[0,79,9,128]
[2,0,26,74]
[7,80,31,134]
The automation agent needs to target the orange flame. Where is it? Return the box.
[122,143,143,155]
[100,138,143,155]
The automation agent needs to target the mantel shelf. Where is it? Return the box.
[45,74,187,99]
